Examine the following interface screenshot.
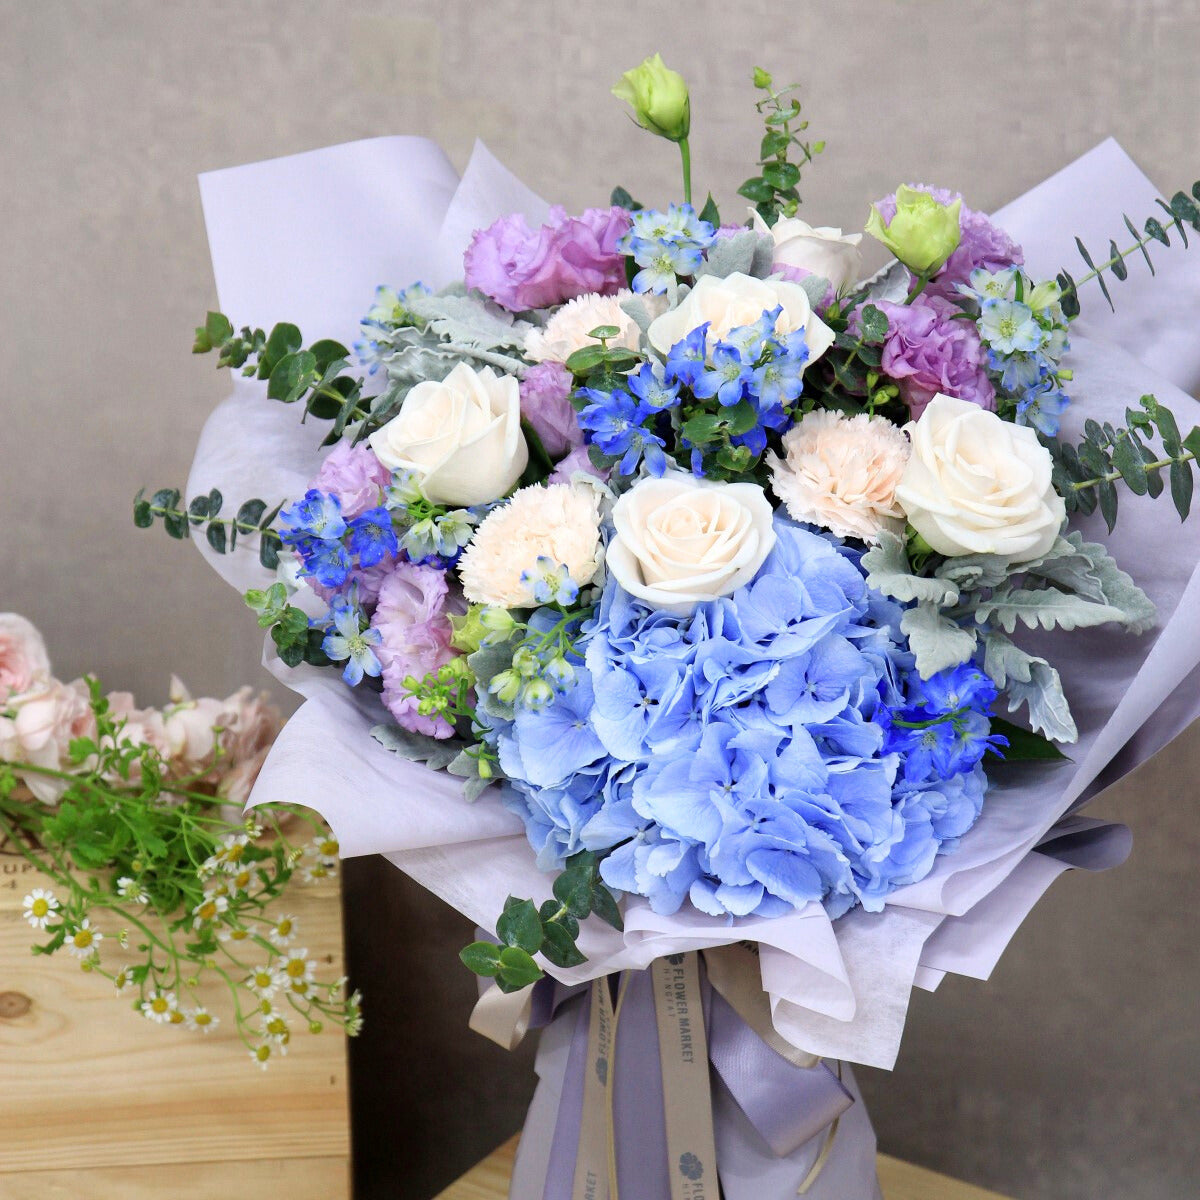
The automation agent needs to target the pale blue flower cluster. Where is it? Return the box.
[618,204,716,293]
[489,518,992,919]
[960,268,1071,435]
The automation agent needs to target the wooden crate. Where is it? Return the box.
[434,1136,1015,1200]
[0,848,350,1199]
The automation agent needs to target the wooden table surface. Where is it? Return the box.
[435,1135,1014,1200]
[0,852,351,1200]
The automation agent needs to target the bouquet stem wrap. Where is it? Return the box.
[474,948,881,1200]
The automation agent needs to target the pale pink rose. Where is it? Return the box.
[0,614,52,700]
[215,687,282,806]
[106,691,170,760]
[161,677,228,768]
[0,679,97,804]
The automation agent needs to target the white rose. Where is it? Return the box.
[606,474,777,615]
[895,393,1065,562]
[368,362,528,506]
[646,272,835,367]
[750,210,863,294]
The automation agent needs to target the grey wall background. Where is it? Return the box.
[3,2,1199,1197]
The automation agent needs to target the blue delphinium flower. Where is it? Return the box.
[280,490,353,588]
[346,506,399,568]
[625,362,681,411]
[663,323,709,388]
[1016,378,1071,436]
[355,281,432,372]
[578,387,668,476]
[520,557,580,607]
[490,516,999,921]
[321,597,383,686]
[619,204,717,294]
[979,298,1044,354]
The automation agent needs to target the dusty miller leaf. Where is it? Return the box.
[863,532,960,606]
[370,724,466,771]
[696,230,770,281]
[900,603,978,678]
[982,633,1078,743]
[973,587,1130,634]
[408,294,530,351]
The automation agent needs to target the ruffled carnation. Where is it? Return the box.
[0,613,52,700]
[872,184,1023,299]
[524,291,642,364]
[371,561,459,739]
[874,296,995,418]
[312,441,391,519]
[768,411,910,542]
[519,362,583,459]
[464,206,631,312]
[458,484,602,608]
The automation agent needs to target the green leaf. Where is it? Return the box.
[989,716,1069,762]
[553,863,594,920]
[187,494,210,523]
[1108,239,1128,282]
[862,532,960,607]
[760,130,790,160]
[259,533,281,571]
[1145,216,1170,246]
[858,304,889,345]
[1170,458,1194,520]
[682,413,724,445]
[1075,237,1113,310]
[538,900,578,939]
[564,345,609,375]
[205,523,227,554]
[496,946,544,991]
[541,922,587,969]
[1123,213,1156,275]
[1111,434,1148,494]
[236,499,268,529]
[459,941,503,978]
[900,603,978,678]
[762,161,800,191]
[267,350,317,402]
[496,898,543,955]
[1098,479,1119,532]
[610,185,643,212]
[1170,189,1200,229]
[589,882,624,932]
[698,193,721,228]
[132,498,152,528]
[309,339,350,372]
[983,633,1078,744]
[205,311,233,345]
[257,322,303,379]
[737,177,776,205]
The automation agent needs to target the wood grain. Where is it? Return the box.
[433,1137,1017,1200]
[0,851,350,1197]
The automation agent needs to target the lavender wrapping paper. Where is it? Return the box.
[188,136,1200,1080]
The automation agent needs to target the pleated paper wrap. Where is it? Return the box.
[188,137,1200,1197]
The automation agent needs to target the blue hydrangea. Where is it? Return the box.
[491,517,998,920]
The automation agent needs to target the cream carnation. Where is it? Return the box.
[768,411,910,543]
[524,291,642,363]
[459,484,603,608]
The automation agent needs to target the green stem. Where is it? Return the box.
[1071,448,1196,490]
[904,273,931,304]
[678,138,693,206]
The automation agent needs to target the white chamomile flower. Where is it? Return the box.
[246,965,278,999]
[199,855,222,879]
[227,864,255,894]
[113,967,132,992]
[268,915,298,948]
[260,1012,291,1045]
[275,948,316,994]
[301,860,334,884]
[217,834,251,864]
[218,925,251,946]
[116,877,149,904]
[22,888,59,930]
[308,834,340,863]
[140,989,179,1024]
[191,894,230,928]
[184,1006,218,1034]
[249,1043,273,1070]
[64,919,103,958]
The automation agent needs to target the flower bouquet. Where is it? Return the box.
[139,56,1200,1198]
[0,612,359,1065]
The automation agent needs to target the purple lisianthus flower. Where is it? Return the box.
[872,184,1023,300]
[519,361,582,459]
[548,443,609,485]
[312,441,391,519]
[464,205,631,312]
[371,561,462,740]
[873,296,995,418]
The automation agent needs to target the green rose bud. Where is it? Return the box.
[612,53,691,143]
[865,185,963,276]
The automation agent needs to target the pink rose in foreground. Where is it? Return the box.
[0,613,52,700]
[0,678,97,804]
[216,687,282,807]
[464,206,631,312]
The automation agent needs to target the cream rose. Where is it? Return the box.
[646,272,835,367]
[895,392,1065,562]
[368,362,528,507]
[606,474,776,615]
[751,210,863,294]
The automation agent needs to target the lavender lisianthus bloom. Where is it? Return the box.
[312,441,391,519]
[519,361,582,459]
[873,296,996,418]
[463,205,631,312]
[872,185,1023,299]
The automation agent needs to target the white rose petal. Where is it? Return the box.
[368,362,528,507]
[751,209,863,294]
[606,474,777,615]
[646,272,835,368]
[895,392,1066,562]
